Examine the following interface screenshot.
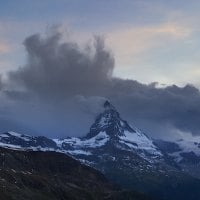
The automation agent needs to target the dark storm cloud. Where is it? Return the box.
[1,31,115,137]
[1,30,200,139]
[8,33,114,99]
[110,80,200,138]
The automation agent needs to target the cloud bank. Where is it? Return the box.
[1,29,200,139]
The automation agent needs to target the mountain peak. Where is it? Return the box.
[86,101,135,139]
[103,100,115,110]
[70,102,162,158]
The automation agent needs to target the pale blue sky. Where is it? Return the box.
[1,0,200,86]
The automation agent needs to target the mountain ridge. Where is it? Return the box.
[0,101,200,199]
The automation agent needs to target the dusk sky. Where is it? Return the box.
[1,0,200,86]
[1,0,200,139]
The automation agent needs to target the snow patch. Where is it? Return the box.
[0,134,9,138]
[176,137,200,156]
[66,150,92,155]
[6,131,31,141]
[60,131,110,148]
[119,130,162,156]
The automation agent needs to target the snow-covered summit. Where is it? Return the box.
[103,100,116,110]
[87,100,135,139]
[0,101,162,159]
[57,100,162,157]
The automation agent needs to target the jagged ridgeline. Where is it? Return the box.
[0,101,200,200]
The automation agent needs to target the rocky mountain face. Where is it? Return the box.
[0,147,152,200]
[0,100,200,200]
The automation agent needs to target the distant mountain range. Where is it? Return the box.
[0,100,200,199]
